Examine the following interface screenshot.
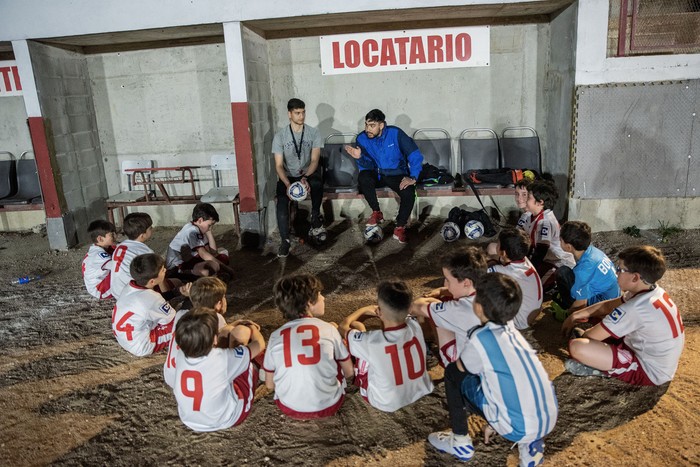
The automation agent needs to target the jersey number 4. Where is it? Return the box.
[281,325,321,367]
[112,310,135,341]
[385,337,426,385]
[653,292,684,338]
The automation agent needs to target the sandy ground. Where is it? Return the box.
[0,217,699,466]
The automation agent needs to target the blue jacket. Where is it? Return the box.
[355,126,424,179]
[571,245,621,305]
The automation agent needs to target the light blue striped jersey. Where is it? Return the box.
[460,321,558,443]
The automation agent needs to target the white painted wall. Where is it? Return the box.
[0,97,32,158]
[87,44,235,213]
[575,0,700,85]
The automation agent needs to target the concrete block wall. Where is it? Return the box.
[87,43,236,225]
[29,41,108,244]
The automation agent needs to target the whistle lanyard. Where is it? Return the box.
[289,124,305,162]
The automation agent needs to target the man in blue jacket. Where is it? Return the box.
[344,109,423,244]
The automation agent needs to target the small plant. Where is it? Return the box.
[657,220,683,243]
[622,225,641,238]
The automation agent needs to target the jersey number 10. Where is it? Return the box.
[385,337,426,386]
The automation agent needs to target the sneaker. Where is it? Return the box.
[564,359,607,377]
[366,210,384,226]
[393,226,407,244]
[518,439,544,467]
[277,239,291,258]
[428,431,475,462]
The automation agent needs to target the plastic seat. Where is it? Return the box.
[500,126,542,171]
[1,151,42,205]
[0,151,17,200]
[201,154,239,203]
[323,133,358,193]
[413,128,453,190]
[459,128,501,187]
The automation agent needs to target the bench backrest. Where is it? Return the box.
[500,127,541,171]
[459,128,500,173]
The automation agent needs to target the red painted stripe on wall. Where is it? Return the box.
[27,117,62,218]
[231,102,257,213]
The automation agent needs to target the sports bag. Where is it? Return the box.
[446,206,497,238]
[466,168,539,185]
[418,163,454,185]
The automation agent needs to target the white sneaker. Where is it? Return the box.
[565,359,607,377]
[428,431,474,462]
[518,438,545,467]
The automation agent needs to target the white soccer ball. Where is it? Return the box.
[363,224,384,244]
[464,220,485,239]
[308,226,328,244]
[287,181,308,201]
[440,221,461,242]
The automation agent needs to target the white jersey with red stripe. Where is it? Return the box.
[427,294,481,359]
[82,244,113,299]
[347,318,433,412]
[489,258,543,330]
[519,209,575,268]
[601,286,685,385]
[166,223,208,269]
[112,282,176,356]
[110,240,154,299]
[164,310,227,388]
[263,317,350,415]
[174,345,252,432]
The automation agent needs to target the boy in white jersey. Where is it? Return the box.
[165,203,233,278]
[110,213,155,299]
[339,280,433,412]
[82,220,117,299]
[487,179,531,256]
[112,254,178,356]
[520,180,574,284]
[428,273,558,466]
[564,245,684,386]
[488,228,542,330]
[411,246,487,366]
[174,309,265,431]
[263,274,353,419]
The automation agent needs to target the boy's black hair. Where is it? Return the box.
[498,228,530,261]
[130,253,164,286]
[514,179,532,190]
[365,109,386,123]
[440,246,487,283]
[377,280,413,316]
[527,180,558,211]
[88,219,116,243]
[175,309,218,358]
[618,245,666,284]
[475,273,522,325]
[273,274,323,320]
[287,98,305,111]
[560,221,592,251]
[192,203,219,223]
[122,212,153,240]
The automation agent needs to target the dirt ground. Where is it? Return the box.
[0,217,699,466]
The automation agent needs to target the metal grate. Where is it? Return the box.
[609,0,700,57]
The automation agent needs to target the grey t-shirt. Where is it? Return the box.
[272,124,323,177]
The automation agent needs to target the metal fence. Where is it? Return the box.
[609,0,700,57]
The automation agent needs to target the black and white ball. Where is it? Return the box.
[363,224,384,244]
[287,181,308,201]
[440,221,461,242]
[308,226,327,244]
[464,220,485,239]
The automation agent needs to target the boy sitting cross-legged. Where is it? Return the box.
[263,274,354,419]
[428,273,558,466]
[173,309,265,431]
[82,219,117,300]
[339,280,433,413]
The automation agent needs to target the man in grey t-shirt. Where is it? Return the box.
[272,98,324,257]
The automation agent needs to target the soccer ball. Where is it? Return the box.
[440,221,461,242]
[308,226,328,245]
[363,224,384,244]
[287,181,308,201]
[464,220,485,239]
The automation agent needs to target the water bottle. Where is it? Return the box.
[11,274,42,285]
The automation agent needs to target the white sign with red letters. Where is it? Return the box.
[0,61,23,96]
[320,26,489,76]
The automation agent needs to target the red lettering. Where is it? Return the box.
[11,66,21,91]
[380,38,397,66]
[384,337,426,385]
[332,42,345,69]
[445,34,454,61]
[113,245,127,272]
[394,37,410,65]
[427,35,444,63]
[115,311,135,341]
[362,39,379,67]
[409,37,427,64]
[455,33,472,61]
[281,324,321,367]
[653,293,684,338]
[344,40,360,68]
[0,67,11,92]
[181,370,204,411]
